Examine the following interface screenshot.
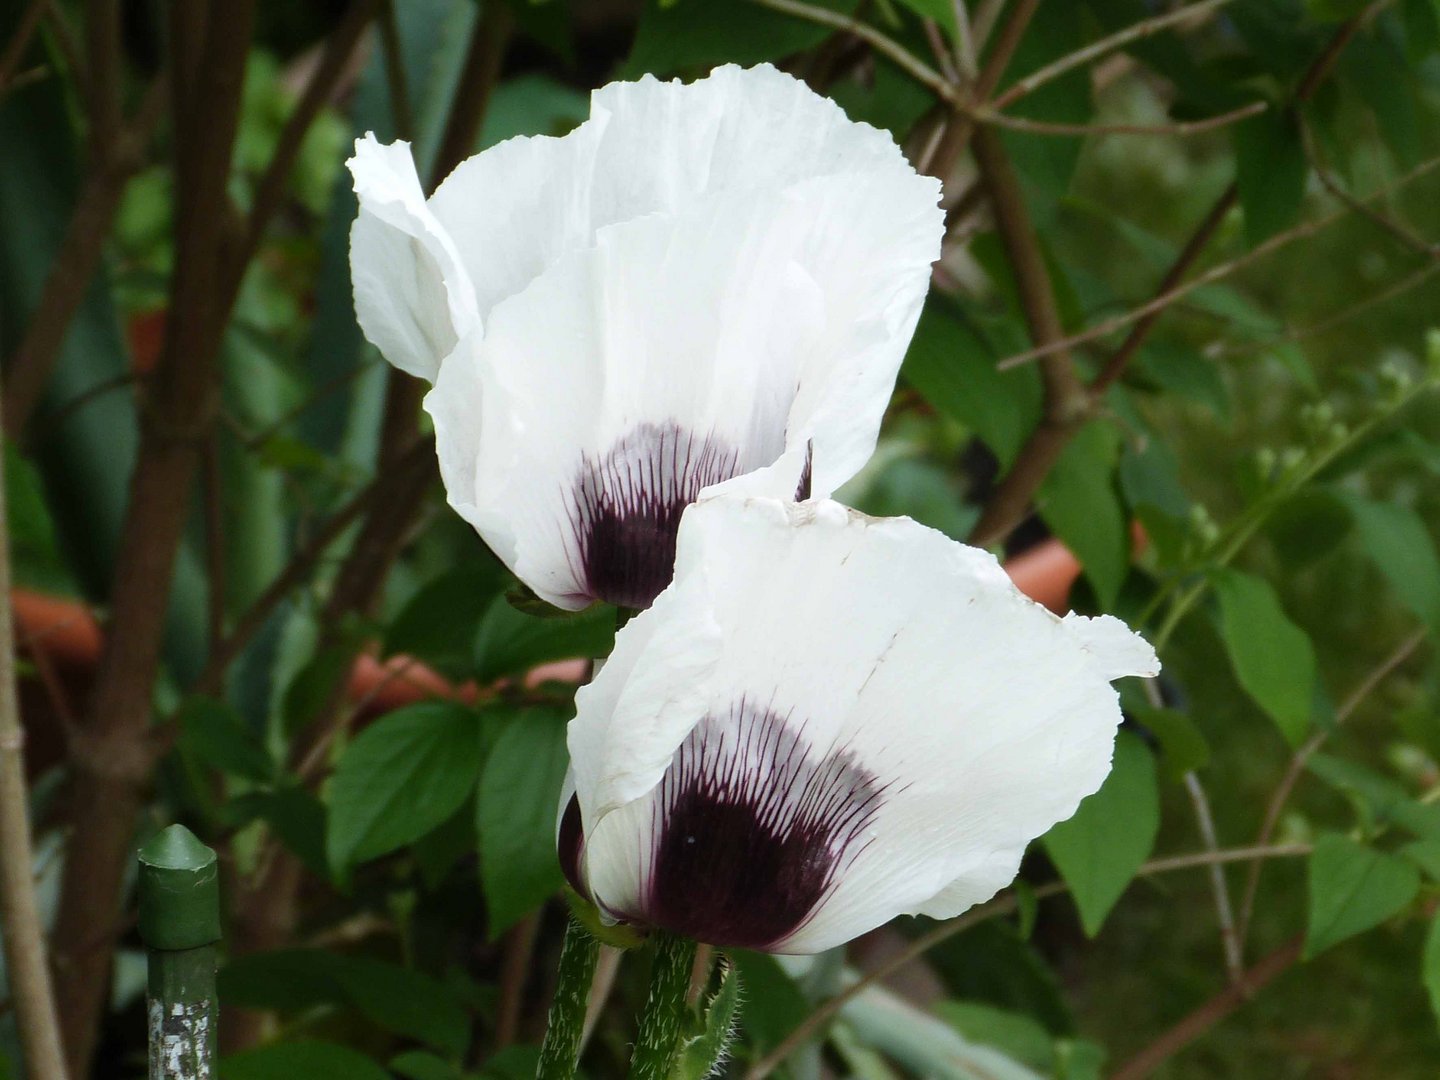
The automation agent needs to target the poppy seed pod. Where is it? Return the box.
[560,495,1159,954]
[347,64,943,611]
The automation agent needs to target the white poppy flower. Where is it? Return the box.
[558,496,1159,954]
[347,64,943,610]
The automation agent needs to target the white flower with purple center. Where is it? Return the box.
[560,495,1159,954]
[347,64,943,611]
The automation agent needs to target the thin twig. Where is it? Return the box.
[743,844,1310,1080]
[990,0,1241,111]
[0,0,47,95]
[1183,772,1245,985]
[1236,628,1428,949]
[965,127,1089,547]
[0,383,69,1079]
[951,0,978,81]
[746,0,950,98]
[1303,120,1436,256]
[923,19,960,85]
[1110,935,1305,1080]
[996,154,1440,372]
[495,913,541,1049]
[235,0,383,283]
[190,436,434,699]
[975,99,1265,138]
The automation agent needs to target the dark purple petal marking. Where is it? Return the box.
[795,439,813,501]
[637,699,886,950]
[558,793,589,900]
[567,424,741,610]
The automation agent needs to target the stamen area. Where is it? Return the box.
[638,701,885,950]
[568,424,741,610]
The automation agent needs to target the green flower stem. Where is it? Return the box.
[628,931,699,1080]
[537,918,602,1080]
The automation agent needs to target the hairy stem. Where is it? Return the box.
[629,932,699,1080]
[536,919,602,1080]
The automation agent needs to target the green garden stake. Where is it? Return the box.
[138,825,221,1080]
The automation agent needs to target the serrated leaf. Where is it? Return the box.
[1424,916,1440,1028]
[900,296,1041,468]
[1234,108,1307,246]
[477,707,571,934]
[177,696,275,783]
[1038,423,1128,608]
[474,597,613,683]
[384,561,509,678]
[1338,494,1440,633]
[1043,732,1159,936]
[1211,568,1316,746]
[1305,834,1420,957]
[327,702,485,873]
[892,0,956,33]
[671,959,742,1080]
[1131,706,1210,781]
[219,1040,391,1080]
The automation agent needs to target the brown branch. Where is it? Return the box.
[990,0,1241,111]
[3,76,167,437]
[49,4,257,1070]
[997,154,1440,373]
[1110,935,1304,1080]
[233,0,383,283]
[428,0,514,186]
[495,913,542,1049]
[0,0,47,95]
[1086,184,1238,397]
[0,385,68,1080]
[1236,628,1428,950]
[966,127,1090,548]
[83,0,122,158]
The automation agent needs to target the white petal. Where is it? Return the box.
[429,169,938,609]
[426,63,931,327]
[571,496,1157,953]
[347,134,478,382]
[1062,612,1162,681]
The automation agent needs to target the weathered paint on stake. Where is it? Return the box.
[138,825,220,1080]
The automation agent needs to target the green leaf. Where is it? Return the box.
[1132,706,1210,781]
[225,787,329,878]
[177,696,275,784]
[1038,423,1128,608]
[220,950,469,1054]
[327,702,485,872]
[921,920,1071,1035]
[1306,753,1440,839]
[892,0,956,33]
[220,1041,391,1080]
[1305,834,1420,957]
[477,707,571,933]
[1265,491,1352,569]
[1233,108,1307,246]
[730,951,809,1050]
[474,598,614,683]
[1210,568,1317,746]
[330,956,471,1056]
[1043,732,1160,936]
[1338,494,1440,632]
[1424,916,1440,1028]
[671,958,742,1080]
[1403,0,1440,60]
[624,0,858,76]
[385,561,509,679]
[1402,838,1440,881]
[391,1051,464,1080]
[901,296,1041,468]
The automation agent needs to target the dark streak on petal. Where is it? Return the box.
[639,700,886,950]
[567,423,741,610]
[795,439,813,501]
[558,793,589,900]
